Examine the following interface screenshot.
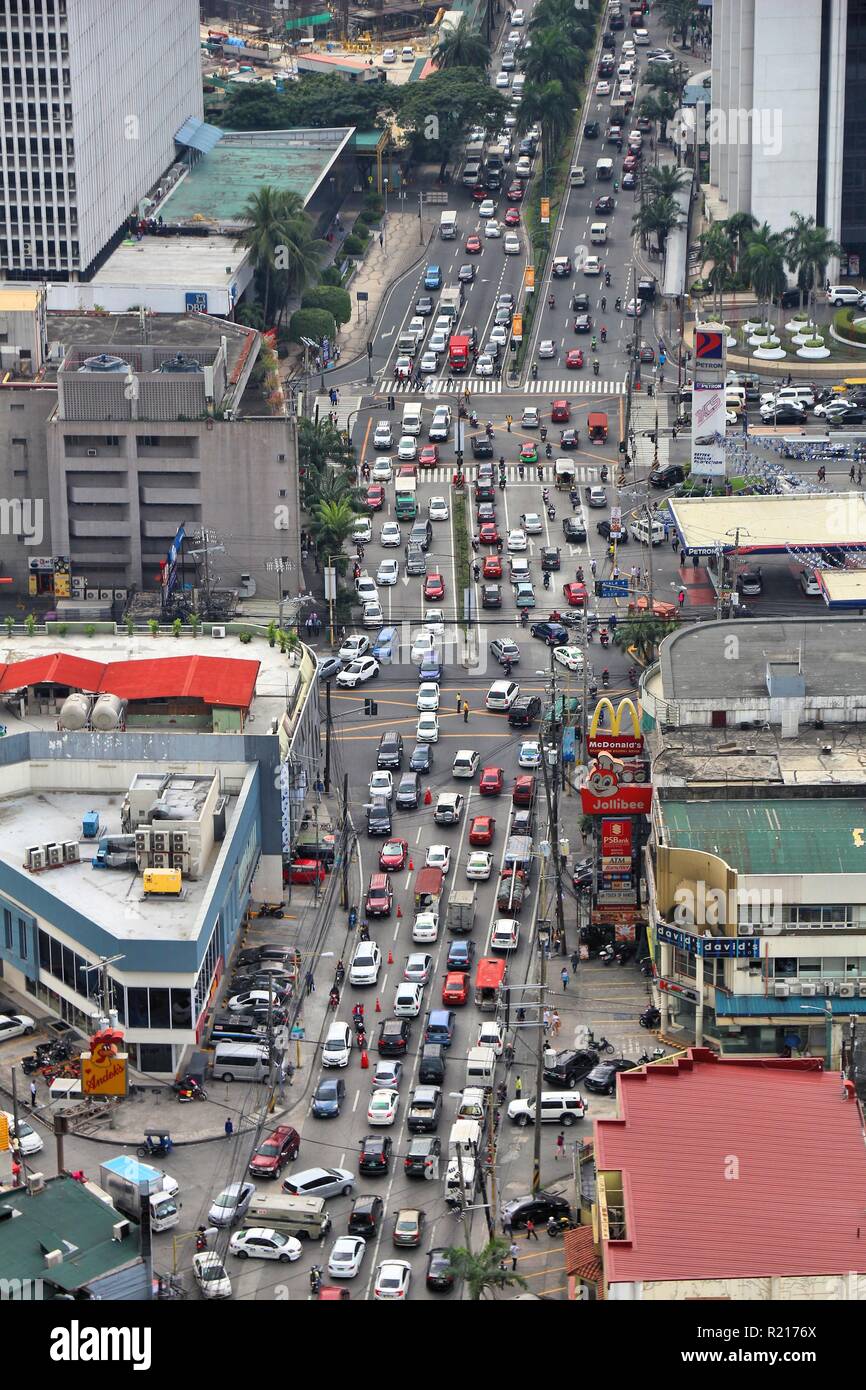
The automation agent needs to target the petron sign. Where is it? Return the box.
[580,750,652,816]
[656,924,761,958]
[587,697,644,756]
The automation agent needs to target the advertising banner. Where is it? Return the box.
[691,383,727,477]
[587,698,644,756]
[601,818,633,857]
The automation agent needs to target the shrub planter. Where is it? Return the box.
[754,343,787,359]
[797,342,831,359]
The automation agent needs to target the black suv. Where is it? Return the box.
[563,517,587,542]
[409,520,433,551]
[571,291,590,313]
[649,462,685,488]
[482,583,502,608]
[542,1048,599,1089]
[377,1017,411,1055]
[405,1135,442,1177]
[395,772,420,809]
[540,546,561,571]
[358,1134,393,1175]
[584,120,600,138]
[471,434,494,458]
[508,695,542,728]
[348,1193,384,1235]
[366,799,392,836]
[409,744,433,774]
[377,730,403,769]
[597,519,629,543]
[530,621,569,645]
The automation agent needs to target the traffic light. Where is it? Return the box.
[510,339,517,352]
[618,440,626,453]
[364,699,378,716]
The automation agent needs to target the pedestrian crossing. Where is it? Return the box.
[386,463,604,484]
[377,377,626,396]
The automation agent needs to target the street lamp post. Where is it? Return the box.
[382,177,389,252]
[531,919,551,1193]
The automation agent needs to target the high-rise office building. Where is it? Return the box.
[709,0,866,270]
[0,0,203,282]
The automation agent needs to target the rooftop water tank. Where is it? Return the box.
[77,353,131,374]
[156,353,203,374]
[91,693,126,731]
[58,692,92,729]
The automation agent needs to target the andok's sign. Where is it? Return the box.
[587,697,644,755]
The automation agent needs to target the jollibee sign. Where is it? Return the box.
[580,751,652,816]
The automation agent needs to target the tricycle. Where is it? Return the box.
[137,1131,174,1159]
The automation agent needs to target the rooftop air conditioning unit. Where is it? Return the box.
[799,983,817,997]
[170,831,189,851]
[858,984,866,998]
[26,845,45,870]
[773,982,789,997]
[824,982,837,996]
[151,853,168,868]
[63,841,80,863]
[28,1172,45,1193]
[85,588,99,600]
[737,925,755,936]
[47,843,63,866]
[114,588,127,601]
[170,855,186,871]
[99,589,113,601]
[838,984,855,998]
[135,830,151,853]
[152,830,170,852]
[212,626,226,638]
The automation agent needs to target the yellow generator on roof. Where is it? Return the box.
[143,868,182,896]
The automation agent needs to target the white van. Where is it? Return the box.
[462,159,481,187]
[465,1046,497,1087]
[213,1042,270,1082]
[507,1091,587,1126]
[402,403,422,436]
[724,386,746,414]
[596,157,614,181]
[590,222,608,244]
[569,165,586,187]
[634,27,649,44]
[439,210,457,240]
[761,384,816,410]
[630,515,666,546]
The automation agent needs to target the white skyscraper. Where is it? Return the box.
[0,0,203,281]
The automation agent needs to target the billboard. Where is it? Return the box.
[587,697,644,756]
[580,750,653,816]
[601,818,633,857]
[691,383,727,478]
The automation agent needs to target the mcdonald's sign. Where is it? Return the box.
[586,697,643,755]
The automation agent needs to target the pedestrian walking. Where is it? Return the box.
[571,950,580,973]
[509,1242,520,1271]
[555,1131,565,1159]
[305,969,315,995]
[859,466,863,486]
[502,1212,513,1237]
[456,691,462,711]
[11,1159,21,1187]
[506,414,513,432]
[678,588,686,608]
[526,1218,539,1241]
[514,1075,523,1098]
[550,1009,561,1037]
[543,1007,551,1032]
[590,558,597,578]
[462,700,470,723]
[851,465,856,482]
[516,1006,526,1023]
[224,1118,234,1140]
[680,548,686,567]
[29,1080,37,1109]
[560,967,569,991]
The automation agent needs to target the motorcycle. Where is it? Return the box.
[174,1076,208,1103]
[576,566,584,582]
[328,988,340,1010]
[545,443,553,459]
[518,464,525,479]
[600,327,607,343]
[600,465,608,482]
[485,422,494,438]
[542,488,551,504]
[548,294,555,309]
[310,1266,322,1296]
[469,411,478,427]
[637,1048,667,1064]
[628,666,638,687]
[599,629,610,648]
[586,1031,614,1054]
[547,1214,574,1237]
[540,426,548,442]
[547,504,556,520]
[499,476,506,490]
[601,669,609,688]
[640,1006,661,1030]
[599,943,616,966]
[543,571,551,589]
[569,489,580,507]
[520,611,529,627]
[334,961,345,987]
[614,297,622,312]
[604,271,611,287]
[473,562,481,581]
[593,358,600,376]
[502,660,513,677]
[532,363,538,379]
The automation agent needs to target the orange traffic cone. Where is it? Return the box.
[396,904,402,919]
[408,857,414,871]
[387,948,394,964]
[360,1049,369,1069]
[375,996,382,1013]
[424,787,432,806]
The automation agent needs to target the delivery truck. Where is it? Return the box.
[446,887,476,935]
[448,334,471,372]
[444,1119,482,1199]
[414,866,444,912]
[98,1155,180,1233]
[439,210,458,239]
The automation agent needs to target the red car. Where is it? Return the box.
[318,1287,351,1301]
[623,154,638,172]
[479,766,504,796]
[424,572,445,600]
[287,858,326,885]
[507,182,524,202]
[479,522,500,545]
[482,555,503,579]
[565,348,585,369]
[248,1124,300,1179]
[379,838,409,871]
[504,207,521,226]
[469,815,496,846]
[418,444,439,468]
[442,972,469,1006]
[551,399,571,423]
[512,774,537,807]
[472,184,488,200]
[563,581,587,607]
[366,484,385,511]
[366,872,393,917]
[465,235,482,254]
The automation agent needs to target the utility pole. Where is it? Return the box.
[11,1069,27,1187]
[340,771,350,911]
[323,681,333,794]
[531,920,551,1192]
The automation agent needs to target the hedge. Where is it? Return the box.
[835,307,866,344]
[343,234,365,256]
[301,285,352,326]
[287,306,337,345]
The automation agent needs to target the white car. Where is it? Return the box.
[476,354,495,375]
[374,422,393,449]
[363,601,384,628]
[478,198,497,218]
[429,329,448,354]
[490,324,509,346]
[416,712,440,742]
[477,1020,504,1056]
[583,256,601,275]
[228,1228,302,1263]
[522,512,543,534]
[484,219,503,239]
[486,679,519,710]
[377,558,399,586]
[620,78,634,96]
[408,315,426,340]
[596,79,611,95]
[466,850,494,880]
[814,398,851,417]
[394,355,413,380]
[350,942,382,986]
[412,911,439,943]
[518,740,541,768]
[381,521,402,547]
[374,1260,412,1300]
[328,1236,367,1279]
[429,404,452,439]
[337,656,379,687]
[193,1253,232,1300]
[417,682,441,712]
[420,351,439,374]
[553,644,584,671]
[521,406,540,428]
[411,631,441,662]
[0,1013,36,1042]
[496,70,511,87]
[404,952,433,984]
[422,609,445,634]
[369,770,394,801]
[1,1113,42,1155]
[512,8,524,23]
[538,340,557,359]
[355,574,378,603]
[490,917,520,951]
[625,298,644,316]
[352,517,372,544]
[515,156,532,178]
[322,1021,353,1068]
[503,113,517,129]
[452,748,480,778]
[429,497,449,521]
[504,234,521,255]
[507,528,528,552]
[394,982,423,1017]
[398,435,417,460]
[371,458,393,482]
[367,1088,400,1125]
[382,47,397,62]
[425,844,452,874]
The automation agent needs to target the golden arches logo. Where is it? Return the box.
[589,697,640,741]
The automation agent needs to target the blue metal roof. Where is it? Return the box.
[715,994,866,1017]
[175,117,224,155]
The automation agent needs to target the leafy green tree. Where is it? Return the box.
[433,17,489,70]
[444,1240,528,1300]
[222,76,387,133]
[235,301,265,329]
[221,83,296,130]
[308,498,357,560]
[398,70,509,180]
[638,91,678,142]
[301,286,352,327]
[632,195,682,256]
[516,80,569,171]
[288,307,336,347]
[657,0,702,46]
[613,618,677,664]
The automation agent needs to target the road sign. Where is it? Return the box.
[599,579,630,596]
[512,313,523,341]
[357,291,369,301]
[540,197,550,225]
[524,266,535,293]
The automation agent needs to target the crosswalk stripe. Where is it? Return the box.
[524,379,626,394]
[376,377,626,396]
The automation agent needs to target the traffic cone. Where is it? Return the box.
[396,904,402,919]
[408,857,414,871]
[424,787,433,806]
[375,996,382,1013]
[360,1049,369,1069]
[388,948,394,964]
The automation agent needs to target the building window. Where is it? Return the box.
[3,909,11,951]
[170,989,192,1028]
[127,987,149,1029]
[149,988,170,1029]
[17,920,27,959]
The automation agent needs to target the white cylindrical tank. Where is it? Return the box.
[91,693,126,730]
[59,693,92,729]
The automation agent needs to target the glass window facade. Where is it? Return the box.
[842,0,866,261]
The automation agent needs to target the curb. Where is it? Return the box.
[331,224,437,376]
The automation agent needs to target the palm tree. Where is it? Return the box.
[742,222,788,326]
[530,0,593,47]
[308,497,357,560]
[632,195,682,257]
[516,81,568,171]
[785,213,841,322]
[445,1239,528,1300]
[642,164,691,201]
[298,417,356,477]
[273,213,328,327]
[613,618,678,665]
[433,17,489,70]
[239,188,325,325]
[658,0,700,47]
[639,91,677,143]
[238,185,291,323]
[699,223,736,321]
[723,211,757,269]
[521,30,581,94]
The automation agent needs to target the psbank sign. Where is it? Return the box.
[586,697,644,756]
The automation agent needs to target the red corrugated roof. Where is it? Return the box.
[594,1048,866,1284]
[0,652,259,710]
[563,1225,603,1293]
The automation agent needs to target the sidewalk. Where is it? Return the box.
[339,207,436,361]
